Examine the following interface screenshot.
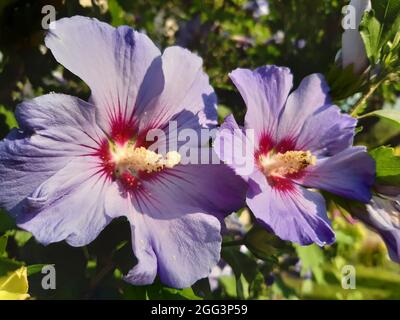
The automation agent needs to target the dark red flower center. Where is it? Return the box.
[255,134,315,192]
[94,117,180,192]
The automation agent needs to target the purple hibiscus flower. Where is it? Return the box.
[0,16,246,288]
[214,65,375,246]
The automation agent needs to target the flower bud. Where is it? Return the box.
[341,0,371,74]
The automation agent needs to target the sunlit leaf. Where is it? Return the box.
[0,105,17,129]
[359,11,381,64]
[361,109,400,128]
[109,0,125,26]
[372,0,400,39]
[0,267,29,300]
[370,146,400,185]
[27,264,50,277]
[295,244,326,285]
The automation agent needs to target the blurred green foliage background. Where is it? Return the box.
[0,0,399,300]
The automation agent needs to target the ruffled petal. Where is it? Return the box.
[139,164,247,218]
[352,194,400,264]
[213,114,256,177]
[15,93,103,149]
[294,105,357,156]
[141,46,216,129]
[247,170,335,246]
[111,163,246,288]
[125,209,221,288]
[277,73,331,143]
[17,157,119,247]
[140,47,217,152]
[230,66,293,141]
[295,146,375,203]
[45,16,162,132]
[0,94,103,213]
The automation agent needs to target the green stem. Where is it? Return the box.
[350,79,384,118]
[356,111,375,120]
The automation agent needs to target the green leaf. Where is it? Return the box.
[327,64,366,101]
[221,247,259,298]
[221,247,258,284]
[0,235,7,256]
[361,109,400,127]
[0,266,30,300]
[375,0,400,50]
[0,257,23,277]
[122,284,147,300]
[0,105,17,129]
[295,244,326,285]
[108,0,125,26]
[372,0,400,35]
[359,0,400,67]
[218,275,237,297]
[359,11,382,64]
[12,231,32,247]
[169,287,202,300]
[191,278,211,299]
[0,209,15,233]
[144,282,201,300]
[27,264,50,276]
[217,104,232,123]
[370,146,400,185]
[244,225,286,262]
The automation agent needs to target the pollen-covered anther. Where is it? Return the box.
[259,150,316,177]
[111,144,181,175]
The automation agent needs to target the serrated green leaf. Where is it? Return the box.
[360,0,400,67]
[370,146,400,185]
[295,244,326,285]
[359,11,382,64]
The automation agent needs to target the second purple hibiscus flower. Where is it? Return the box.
[214,65,375,246]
